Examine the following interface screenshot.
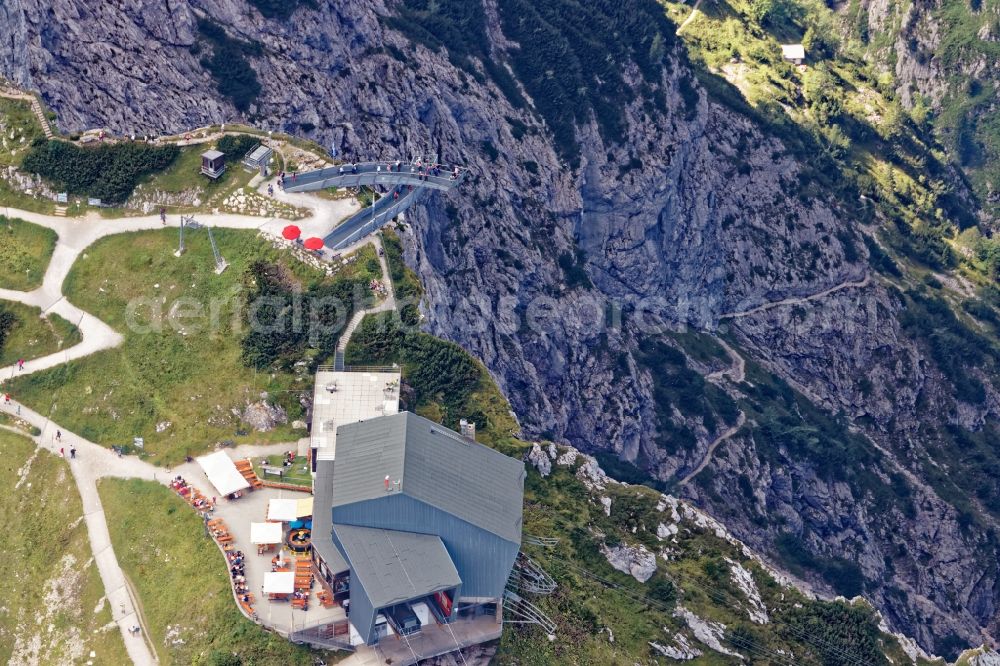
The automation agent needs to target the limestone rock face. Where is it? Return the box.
[240,400,287,432]
[525,442,551,477]
[601,542,657,583]
[1,0,997,653]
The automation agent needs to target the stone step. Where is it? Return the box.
[53,206,67,217]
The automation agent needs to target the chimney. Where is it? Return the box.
[459,419,476,442]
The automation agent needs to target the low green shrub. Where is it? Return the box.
[21,140,178,204]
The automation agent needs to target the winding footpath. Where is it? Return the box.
[704,336,746,384]
[679,411,746,486]
[0,199,396,664]
[719,274,871,320]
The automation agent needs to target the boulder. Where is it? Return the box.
[241,401,288,432]
[601,542,656,582]
[526,443,551,477]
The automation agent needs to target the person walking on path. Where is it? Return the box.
[70,446,76,459]
[3,393,9,405]
[56,429,62,442]
[160,208,166,225]
[60,447,64,457]
[17,358,24,371]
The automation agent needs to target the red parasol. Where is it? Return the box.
[303,237,325,251]
[282,225,301,240]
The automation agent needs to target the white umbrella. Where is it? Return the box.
[263,571,295,594]
[250,522,283,545]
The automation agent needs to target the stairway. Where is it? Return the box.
[30,95,53,139]
[334,308,367,370]
[234,458,263,490]
[53,206,67,217]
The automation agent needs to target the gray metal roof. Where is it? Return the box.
[246,145,271,161]
[201,149,224,160]
[333,524,461,609]
[331,412,525,544]
[312,459,348,574]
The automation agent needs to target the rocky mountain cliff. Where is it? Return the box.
[848,0,1000,216]
[2,0,999,656]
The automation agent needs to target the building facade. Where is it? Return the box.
[312,411,525,647]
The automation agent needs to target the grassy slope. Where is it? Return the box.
[252,453,312,488]
[0,215,57,290]
[0,429,129,665]
[666,0,991,260]
[98,477,339,665]
[501,459,940,665]
[3,228,355,465]
[134,142,256,209]
[0,97,45,166]
[0,300,81,365]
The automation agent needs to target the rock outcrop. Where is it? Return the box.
[601,542,658,583]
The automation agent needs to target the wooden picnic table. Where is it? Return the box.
[261,465,284,478]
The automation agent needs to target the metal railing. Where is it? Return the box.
[315,365,398,373]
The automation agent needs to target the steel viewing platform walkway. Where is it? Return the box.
[283,161,466,251]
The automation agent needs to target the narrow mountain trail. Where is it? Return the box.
[676,0,705,35]
[679,411,746,485]
[713,273,1000,532]
[719,274,871,320]
[0,198,396,664]
[705,336,746,384]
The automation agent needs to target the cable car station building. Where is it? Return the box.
[310,410,525,654]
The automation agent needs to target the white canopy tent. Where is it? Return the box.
[268,497,313,521]
[268,498,298,522]
[196,451,250,497]
[250,522,283,545]
[263,571,295,594]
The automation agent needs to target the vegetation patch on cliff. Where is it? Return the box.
[195,18,263,112]
[247,0,315,20]
[345,311,518,444]
[238,244,381,369]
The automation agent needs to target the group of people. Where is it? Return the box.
[229,550,250,600]
[269,554,285,572]
[169,475,215,511]
[332,160,461,181]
